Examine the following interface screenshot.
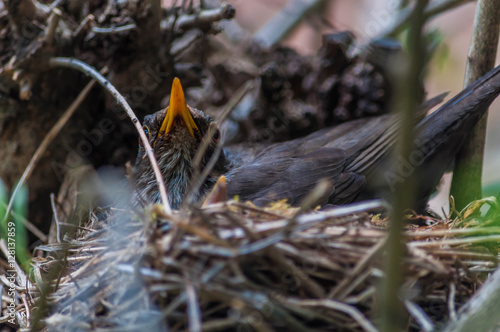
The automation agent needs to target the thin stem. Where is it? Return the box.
[252,0,327,48]
[92,24,136,34]
[442,263,500,332]
[380,0,472,38]
[183,81,254,207]
[49,57,172,214]
[380,1,428,331]
[160,3,235,31]
[45,8,61,45]
[450,0,500,211]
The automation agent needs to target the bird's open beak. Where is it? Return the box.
[158,78,199,138]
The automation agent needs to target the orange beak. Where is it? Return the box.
[158,78,199,139]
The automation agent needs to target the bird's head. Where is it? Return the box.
[134,78,227,208]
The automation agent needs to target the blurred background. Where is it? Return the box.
[165,0,500,215]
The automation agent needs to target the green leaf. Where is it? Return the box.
[12,182,30,271]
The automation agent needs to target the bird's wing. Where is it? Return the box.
[225,146,365,206]
[223,93,448,207]
[343,93,448,175]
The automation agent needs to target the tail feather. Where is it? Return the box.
[418,64,500,135]
[414,64,500,208]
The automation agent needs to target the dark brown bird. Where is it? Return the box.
[134,67,500,210]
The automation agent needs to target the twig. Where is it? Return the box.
[450,0,500,210]
[287,298,378,332]
[405,227,500,238]
[48,0,64,10]
[237,200,386,256]
[160,3,235,31]
[224,212,261,241]
[1,67,106,227]
[380,0,473,38]
[172,30,202,58]
[227,201,287,219]
[329,237,387,299]
[56,222,95,232]
[0,202,47,243]
[21,292,30,324]
[448,283,458,321]
[183,80,254,207]
[267,248,325,298]
[50,193,61,243]
[155,209,230,248]
[194,80,254,170]
[295,179,332,215]
[200,318,238,332]
[48,57,172,214]
[73,14,94,38]
[441,263,500,332]
[0,240,27,287]
[409,234,500,247]
[185,278,202,332]
[45,8,61,45]
[404,300,434,332]
[92,24,135,34]
[253,0,327,48]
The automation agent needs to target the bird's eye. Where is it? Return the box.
[212,127,220,143]
[139,125,150,148]
[208,122,221,143]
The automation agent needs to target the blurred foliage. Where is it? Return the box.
[1,180,30,271]
[0,180,7,238]
[398,28,447,80]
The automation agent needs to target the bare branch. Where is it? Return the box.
[380,0,473,38]
[92,23,135,34]
[92,4,235,36]
[48,57,172,214]
[253,0,328,48]
[160,3,235,31]
[45,7,61,45]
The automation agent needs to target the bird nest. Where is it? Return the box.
[3,197,500,331]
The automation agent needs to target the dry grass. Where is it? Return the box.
[2,196,499,331]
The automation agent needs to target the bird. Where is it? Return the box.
[133,67,500,211]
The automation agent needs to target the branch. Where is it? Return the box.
[45,7,61,45]
[92,4,235,35]
[380,0,473,38]
[92,23,135,34]
[252,0,328,48]
[450,0,500,211]
[160,3,235,31]
[48,57,172,214]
